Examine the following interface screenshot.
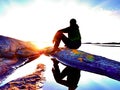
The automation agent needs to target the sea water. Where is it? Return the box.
[43,44,120,90]
[1,44,120,90]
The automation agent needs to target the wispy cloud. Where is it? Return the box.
[0,0,32,13]
[78,0,120,10]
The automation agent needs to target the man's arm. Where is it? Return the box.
[52,27,69,43]
[58,27,69,33]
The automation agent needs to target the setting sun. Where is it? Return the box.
[31,41,53,50]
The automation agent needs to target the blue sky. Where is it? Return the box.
[79,0,120,10]
[0,0,32,13]
[1,0,120,12]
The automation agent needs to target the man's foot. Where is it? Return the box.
[51,48,60,54]
[51,58,59,65]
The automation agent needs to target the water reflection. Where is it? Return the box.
[43,44,120,90]
[1,44,120,90]
[0,63,46,90]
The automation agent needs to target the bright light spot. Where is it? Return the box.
[31,41,53,49]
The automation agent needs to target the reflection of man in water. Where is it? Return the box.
[52,19,81,90]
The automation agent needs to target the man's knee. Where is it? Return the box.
[56,32,64,39]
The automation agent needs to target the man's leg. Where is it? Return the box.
[53,33,70,51]
[51,58,61,82]
[58,67,80,89]
[51,58,71,87]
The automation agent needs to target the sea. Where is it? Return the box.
[1,44,120,90]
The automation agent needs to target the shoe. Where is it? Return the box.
[51,48,60,54]
[51,58,59,65]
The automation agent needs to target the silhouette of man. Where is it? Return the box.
[52,18,81,51]
[51,18,81,90]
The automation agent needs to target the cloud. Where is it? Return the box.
[0,0,32,13]
[78,0,120,10]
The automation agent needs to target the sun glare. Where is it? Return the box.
[31,41,53,50]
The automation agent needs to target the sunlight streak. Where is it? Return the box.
[31,41,53,50]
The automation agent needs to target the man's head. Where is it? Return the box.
[70,18,76,26]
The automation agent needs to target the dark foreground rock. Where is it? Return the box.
[0,63,46,90]
[0,35,41,84]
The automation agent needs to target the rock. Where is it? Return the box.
[0,35,41,85]
[0,63,46,90]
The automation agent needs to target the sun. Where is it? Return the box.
[31,41,53,50]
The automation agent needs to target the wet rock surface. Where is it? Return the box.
[0,64,46,90]
[0,35,41,85]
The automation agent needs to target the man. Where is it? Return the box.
[52,18,81,90]
[52,18,81,51]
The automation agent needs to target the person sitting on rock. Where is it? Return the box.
[52,18,82,90]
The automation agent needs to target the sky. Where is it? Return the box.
[1,0,120,90]
[79,0,120,10]
[0,0,120,45]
